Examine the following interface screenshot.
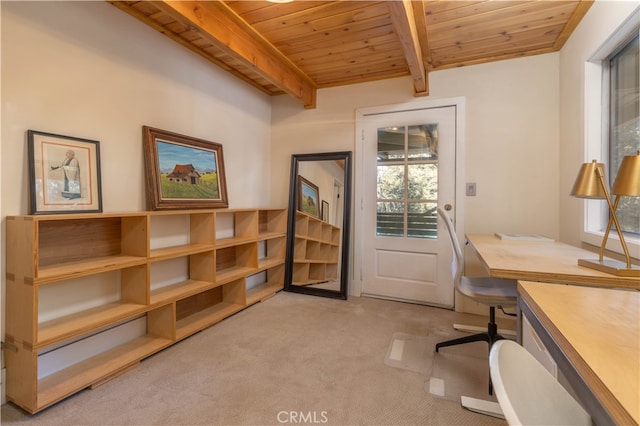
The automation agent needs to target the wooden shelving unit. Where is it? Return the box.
[5,208,286,414]
[292,211,340,285]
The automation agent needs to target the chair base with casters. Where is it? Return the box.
[490,339,591,425]
[436,305,505,354]
[453,323,516,339]
[433,275,519,396]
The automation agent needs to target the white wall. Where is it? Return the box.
[429,54,560,238]
[1,1,272,217]
[273,54,560,236]
[559,1,639,247]
[271,77,418,207]
[272,53,560,306]
[1,0,273,390]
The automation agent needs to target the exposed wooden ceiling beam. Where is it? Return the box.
[109,0,589,108]
[148,1,317,109]
[387,0,428,96]
[412,1,432,71]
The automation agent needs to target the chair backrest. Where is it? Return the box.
[437,207,463,286]
[489,340,591,426]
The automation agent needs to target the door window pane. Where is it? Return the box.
[376,123,439,239]
[377,202,404,236]
[408,164,437,200]
[408,124,438,161]
[377,165,404,199]
[378,127,405,162]
[408,203,437,238]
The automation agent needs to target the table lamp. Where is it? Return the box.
[570,152,640,277]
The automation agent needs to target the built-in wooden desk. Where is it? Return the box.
[466,234,639,290]
[518,281,639,425]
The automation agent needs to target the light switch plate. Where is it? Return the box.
[466,182,477,196]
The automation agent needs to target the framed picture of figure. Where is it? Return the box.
[27,130,103,214]
[322,200,329,222]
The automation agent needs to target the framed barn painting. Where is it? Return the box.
[297,175,319,217]
[27,130,102,214]
[143,126,228,210]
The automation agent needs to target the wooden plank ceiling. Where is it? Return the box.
[109,0,593,109]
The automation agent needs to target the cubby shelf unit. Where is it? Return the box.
[5,208,287,414]
[292,211,340,285]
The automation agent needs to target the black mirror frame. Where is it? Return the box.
[284,151,352,300]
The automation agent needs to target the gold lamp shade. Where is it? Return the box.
[570,157,639,277]
[570,160,607,198]
[612,151,640,196]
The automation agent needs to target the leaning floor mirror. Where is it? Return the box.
[284,151,352,299]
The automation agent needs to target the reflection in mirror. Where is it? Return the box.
[284,152,352,299]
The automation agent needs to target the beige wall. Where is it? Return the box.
[559,1,639,248]
[1,1,273,218]
[271,0,639,304]
[429,54,561,237]
[0,1,273,387]
[272,53,560,305]
[273,53,560,236]
[271,77,418,207]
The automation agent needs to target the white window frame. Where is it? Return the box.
[584,10,640,259]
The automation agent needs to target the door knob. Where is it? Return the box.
[444,204,452,211]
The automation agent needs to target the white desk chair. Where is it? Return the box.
[435,208,518,392]
[490,339,591,426]
[434,208,518,418]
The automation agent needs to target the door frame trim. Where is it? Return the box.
[353,97,466,302]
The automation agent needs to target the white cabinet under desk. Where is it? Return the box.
[517,281,639,425]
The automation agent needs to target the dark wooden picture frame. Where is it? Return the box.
[297,175,320,217]
[143,126,228,210]
[27,130,102,214]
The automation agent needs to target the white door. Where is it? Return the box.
[356,103,460,307]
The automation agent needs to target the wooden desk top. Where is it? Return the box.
[466,234,639,290]
[519,281,639,425]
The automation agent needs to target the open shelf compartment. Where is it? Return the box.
[292,262,310,285]
[150,251,216,306]
[307,217,323,241]
[175,279,246,340]
[216,242,258,284]
[258,209,287,239]
[36,265,149,349]
[35,215,148,283]
[149,212,215,260]
[257,236,286,269]
[295,211,309,237]
[215,210,258,247]
[34,304,174,413]
[246,264,284,305]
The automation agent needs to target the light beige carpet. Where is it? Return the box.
[383,329,499,405]
[2,292,508,425]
